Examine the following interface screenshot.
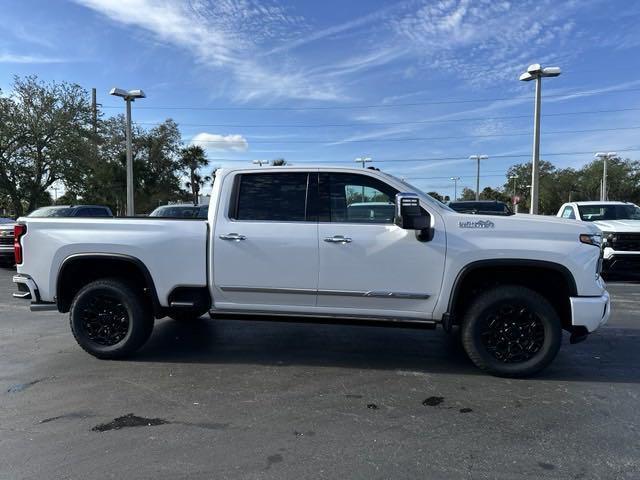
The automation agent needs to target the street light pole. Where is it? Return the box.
[469,155,488,200]
[519,64,561,215]
[355,157,372,201]
[109,88,145,216]
[355,156,372,168]
[509,175,519,197]
[450,176,460,201]
[125,98,134,215]
[595,152,617,201]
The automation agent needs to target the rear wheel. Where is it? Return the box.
[461,285,562,378]
[70,278,154,359]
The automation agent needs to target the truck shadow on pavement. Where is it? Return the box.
[132,317,640,383]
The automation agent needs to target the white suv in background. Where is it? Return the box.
[557,201,640,274]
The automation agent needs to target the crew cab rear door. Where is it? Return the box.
[316,172,445,318]
[212,171,318,309]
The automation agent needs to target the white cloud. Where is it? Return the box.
[74,0,343,102]
[0,53,68,63]
[191,132,248,151]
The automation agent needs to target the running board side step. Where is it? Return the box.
[30,303,58,312]
[210,309,438,330]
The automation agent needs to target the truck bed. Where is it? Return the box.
[17,217,208,306]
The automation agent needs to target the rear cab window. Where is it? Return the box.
[230,172,312,222]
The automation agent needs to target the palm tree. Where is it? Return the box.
[180,145,209,204]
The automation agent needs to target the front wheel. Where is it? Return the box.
[70,278,154,359]
[461,285,562,378]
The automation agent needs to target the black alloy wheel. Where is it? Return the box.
[70,278,154,359]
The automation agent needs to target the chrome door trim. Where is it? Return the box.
[219,286,429,300]
[220,286,315,295]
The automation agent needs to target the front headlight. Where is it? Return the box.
[580,233,602,247]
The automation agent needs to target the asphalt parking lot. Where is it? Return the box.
[1,267,639,480]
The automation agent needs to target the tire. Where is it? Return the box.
[70,278,154,359]
[461,285,562,378]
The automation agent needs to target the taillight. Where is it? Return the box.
[14,224,26,264]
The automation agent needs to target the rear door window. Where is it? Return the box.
[233,172,310,222]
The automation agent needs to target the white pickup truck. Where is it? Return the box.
[558,201,640,275]
[13,166,610,377]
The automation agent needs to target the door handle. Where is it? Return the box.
[219,233,246,241]
[324,235,352,244]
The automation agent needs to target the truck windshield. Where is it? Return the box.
[578,204,640,221]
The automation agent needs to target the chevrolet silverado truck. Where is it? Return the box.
[558,201,640,275]
[12,167,610,377]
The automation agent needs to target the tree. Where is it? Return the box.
[460,187,476,200]
[64,116,187,215]
[0,76,93,216]
[479,186,511,203]
[180,145,210,205]
[271,158,287,166]
[427,191,444,202]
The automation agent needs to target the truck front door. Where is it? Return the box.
[316,172,446,319]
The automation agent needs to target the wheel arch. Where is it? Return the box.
[56,253,162,317]
[444,259,577,331]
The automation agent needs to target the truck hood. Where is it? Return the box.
[446,212,600,237]
[591,219,640,232]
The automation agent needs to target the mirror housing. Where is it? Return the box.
[394,192,433,241]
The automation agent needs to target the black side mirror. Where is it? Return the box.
[394,193,433,241]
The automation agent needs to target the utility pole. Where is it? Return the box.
[450,177,460,201]
[469,155,488,200]
[91,88,97,136]
[355,157,372,201]
[109,88,145,216]
[519,64,561,214]
[595,152,617,201]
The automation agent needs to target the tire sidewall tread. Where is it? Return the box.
[69,278,153,359]
[461,285,562,378]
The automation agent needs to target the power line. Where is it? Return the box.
[203,146,640,163]
[100,86,640,111]
[185,125,640,145]
[136,107,640,129]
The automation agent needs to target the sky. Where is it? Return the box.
[1,0,639,198]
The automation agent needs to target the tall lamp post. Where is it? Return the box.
[595,152,617,201]
[355,157,372,201]
[519,64,561,215]
[509,175,519,197]
[509,175,519,213]
[469,154,488,200]
[450,176,461,201]
[109,87,146,216]
[355,156,372,168]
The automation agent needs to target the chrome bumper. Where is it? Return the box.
[569,290,610,333]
